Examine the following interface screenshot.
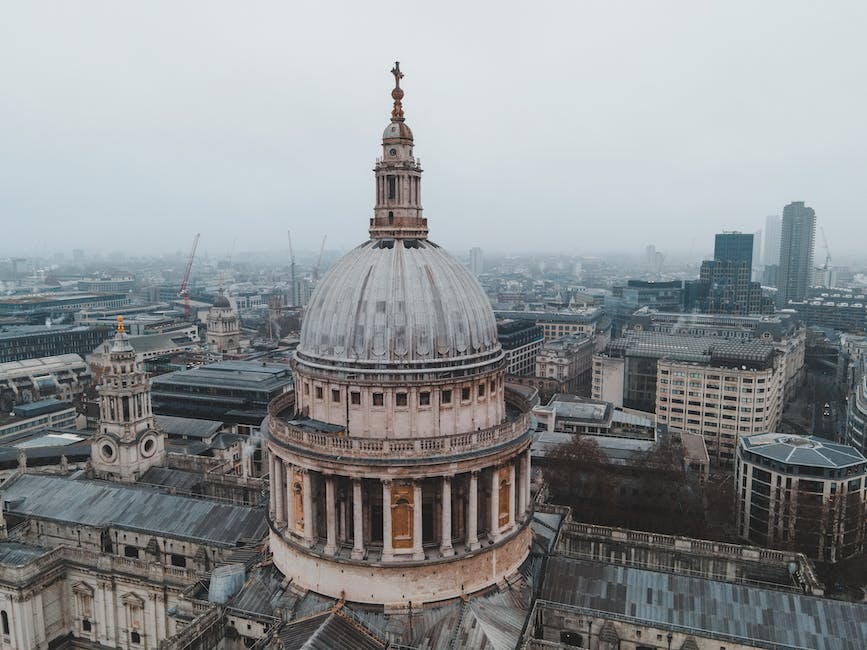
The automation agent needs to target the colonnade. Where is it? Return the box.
[268,448,532,561]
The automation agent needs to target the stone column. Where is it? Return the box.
[489,466,501,541]
[268,452,276,509]
[286,465,295,534]
[382,480,393,561]
[467,471,480,550]
[440,476,454,557]
[324,475,337,555]
[352,479,364,560]
[508,462,516,528]
[274,458,286,526]
[517,454,528,519]
[413,481,424,560]
[525,447,533,513]
[302,470,315,547]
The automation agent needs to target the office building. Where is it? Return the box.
[714,232,754,266]
[151,360,293,430]
[0,324,113,363]
[497,319,544,376]
[752,229,763,268]
[788,294,867,334]
[0,292,129,320]
[689,232,773,315]
[605,280,684,336]
[593,332,784,464]
[763,214,782,271]
[778,201,816,305]
[0,354,92,410]
[495,307,611,348]
[847,355,867,453]
[736,432,867,562]
[0,399,78,440]
[534,333,594,395]
[624,309,806,404]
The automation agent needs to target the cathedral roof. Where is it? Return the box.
[1,473,266,547]
[298,238,501,369]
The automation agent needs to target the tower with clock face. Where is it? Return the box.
[91,316,165,482]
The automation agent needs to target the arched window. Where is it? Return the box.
[1,610,9,635]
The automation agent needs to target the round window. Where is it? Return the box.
[141,436,157,457]
[101,443,115,462]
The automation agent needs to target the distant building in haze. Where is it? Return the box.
[469,247,484,275]
[752,229,763,269]
[778,201,816,306]
[763,214,782,272]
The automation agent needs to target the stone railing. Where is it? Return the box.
[559,521,823,595]
[0,544,201,588]
[158,605,225,650]
[268,388,532,460]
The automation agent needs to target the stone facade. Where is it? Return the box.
[90,317,165,482]
[205,291,241,356]
[655,360,783,465]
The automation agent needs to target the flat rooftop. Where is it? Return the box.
[605,332,776,368]
[151,360,292,391]
[0,541,51,567]
[1,473,267,547]
[740,433,867,470]
[541,556,867,650]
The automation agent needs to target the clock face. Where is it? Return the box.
[389,148,397,156]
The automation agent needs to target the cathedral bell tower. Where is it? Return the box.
[91,316,165,481]
[369,61,427,240]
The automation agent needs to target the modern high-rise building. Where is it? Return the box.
[763,214,781,270]
[778,201,816,306]
[752,229,763,269]
[469,246,484,275]
[688,231,772,315]
[714,232,754,266]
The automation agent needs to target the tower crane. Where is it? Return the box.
[820,226,832,270]
[313,235,327,281]
[178,233,200,320]
[287,230,296,307]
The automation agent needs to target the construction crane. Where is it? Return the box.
[178,233,200,320]
[820,226,832,270]
[313,235,327,281]
[287,229,296,307]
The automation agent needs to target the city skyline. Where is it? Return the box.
[2,3,866,256]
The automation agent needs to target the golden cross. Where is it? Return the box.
[391,61,403,89]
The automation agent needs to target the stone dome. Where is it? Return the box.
[213,293,231,309]
[382,120,413,141]
[298,238,501,369]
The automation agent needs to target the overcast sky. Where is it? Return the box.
[2,1,866,260]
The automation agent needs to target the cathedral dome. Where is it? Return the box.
[298,238,500,369]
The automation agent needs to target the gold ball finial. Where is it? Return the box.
[117,315,125,334]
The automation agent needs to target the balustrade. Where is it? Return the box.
[268,388,531,459]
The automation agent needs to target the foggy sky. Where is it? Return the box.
[2,1,866,260]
